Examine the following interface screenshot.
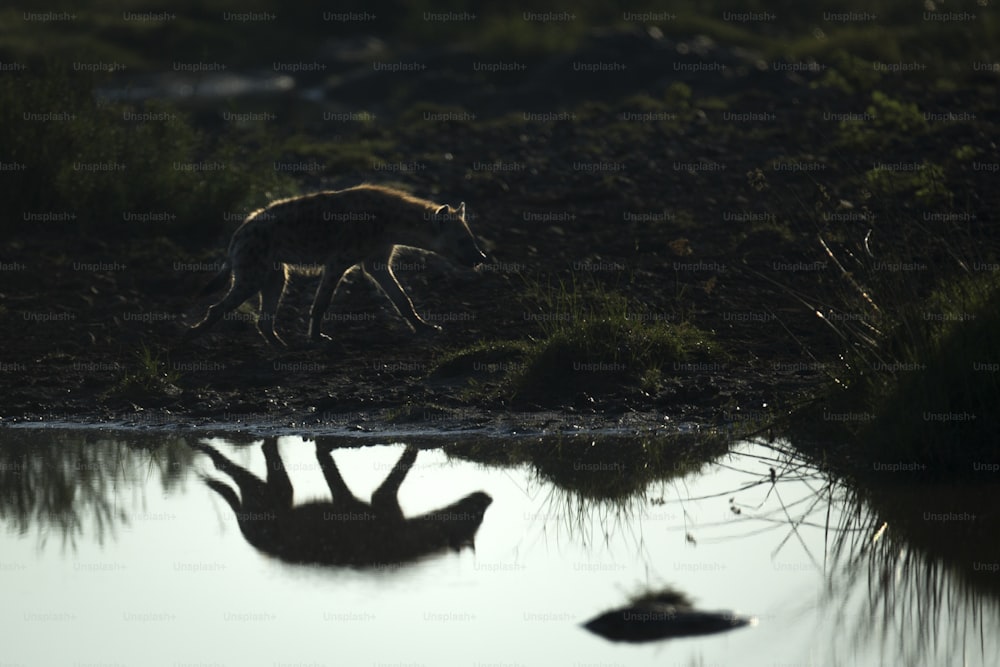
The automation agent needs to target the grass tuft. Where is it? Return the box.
[433,276,717,405]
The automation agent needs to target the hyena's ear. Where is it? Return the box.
[456,202,466,218]
[434,205,449,216]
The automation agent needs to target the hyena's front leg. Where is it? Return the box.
[192,440,291,511]
[308,261,352,342]
[363,249,441,333]
[185,268,260,341]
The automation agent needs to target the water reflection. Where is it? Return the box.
[445,430,730,500]
[584,586,754,642]
[702,440,1000,666]
[0,429,190,545]
[192,438,492,567]
[0,428,996,665]
[824,480,1000,666]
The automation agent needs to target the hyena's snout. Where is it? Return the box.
[443,234,487,270]
[466,243,488,269]
[457,231,488,269]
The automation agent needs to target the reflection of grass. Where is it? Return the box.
[446,432,727,501]
[825,480,1000,666]
[527,434,716,499]
[0,430,193,546]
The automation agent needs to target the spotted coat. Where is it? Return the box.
[186,184,485,345]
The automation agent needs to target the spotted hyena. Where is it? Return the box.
[185,185,486,345]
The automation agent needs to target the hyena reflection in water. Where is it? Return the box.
[191,439,492,567]
[185,185,487,345]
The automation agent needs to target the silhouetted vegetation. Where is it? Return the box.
[0,64,292,241]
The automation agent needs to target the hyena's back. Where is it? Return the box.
[185,185,485,346]
[232,188,407,266]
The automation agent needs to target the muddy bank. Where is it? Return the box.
[2,30,994,432]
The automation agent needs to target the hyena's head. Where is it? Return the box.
[429,202,487,269]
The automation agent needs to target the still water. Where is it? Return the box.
[0,428,995,666]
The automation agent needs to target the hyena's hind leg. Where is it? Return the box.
[191,439,292,511]
[362,248,440,333]
[185,262,263,341]
[257,266,288,346]
[260,438,293,508]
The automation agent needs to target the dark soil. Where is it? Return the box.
[2,30,995,432]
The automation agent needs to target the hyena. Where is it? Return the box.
[185,184,486,345]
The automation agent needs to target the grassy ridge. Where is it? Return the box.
[0,64,292,241]
[1,2,995,68]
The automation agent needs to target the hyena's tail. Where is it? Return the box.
[199,262,232,296]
